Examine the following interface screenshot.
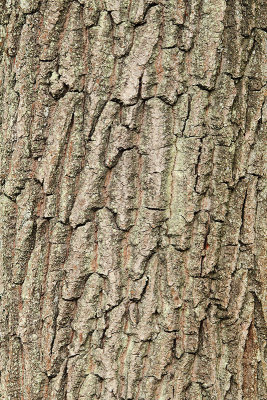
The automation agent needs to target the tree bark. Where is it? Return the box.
[0,0,266,399]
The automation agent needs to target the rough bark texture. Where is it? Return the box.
[0,0,266,399]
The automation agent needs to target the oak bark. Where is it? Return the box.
[0,0,266,399]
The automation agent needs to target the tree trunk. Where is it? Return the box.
[0,0,266,399]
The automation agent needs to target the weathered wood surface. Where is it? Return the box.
[0,0,266,399]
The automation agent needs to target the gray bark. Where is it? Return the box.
[0,0,266,399]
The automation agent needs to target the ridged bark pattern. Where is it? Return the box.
[0,0,266,399]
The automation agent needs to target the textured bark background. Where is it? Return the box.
[0,0,266,399]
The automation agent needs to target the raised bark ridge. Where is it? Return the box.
[0,0,266,399]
